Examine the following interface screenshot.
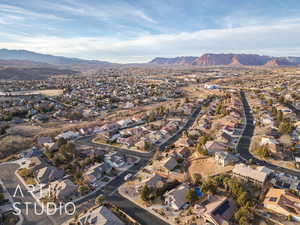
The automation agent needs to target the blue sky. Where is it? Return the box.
[0,0,300,63]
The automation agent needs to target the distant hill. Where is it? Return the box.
[149,56,198,65]
[0,59,55,68]
[149,53,300,66]
[0,67,77,80]
[264,58,294,66]
[0,49,115,67]
[1,49,300,68]
[287,57,300,64]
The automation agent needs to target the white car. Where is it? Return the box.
[124,173,132,181]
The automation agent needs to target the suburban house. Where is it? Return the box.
[36,166,65,185]
[36,136,53,146]
[195,195,236,225]
[175,138,193,148]
[271,173,300,192]
[162,157,178,171]
[217,132,236,146]
[142,174,163,189]
[104,152,126,168]
[292,129,300,141]
[232,164,268,186]
[83,163,112,185]
[135,138,150,151]
[264,188,300,222]
[261,114,275,127]
[175,147,191,159]
[117,119,133,127]
[78,206,125,225]
[55,131,80,140]
[23,156,46,171]
[295,157,300,169]
[205,141,228,155]
[260,136,286,159]
[164,184,189,210]
[50,179,77,202]
[215,152,238,167]
[261,136,279,146]
[256,166,273,177]
[80,147,106,158]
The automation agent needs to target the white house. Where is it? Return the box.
[164,184,189,210]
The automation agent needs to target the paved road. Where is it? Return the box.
[285,102,300,120]
[77,136,152,159]
[106,192,169,225]
[0,100,207,225]
[71,157,170,225]
[238,91,300,178]
[74,101,209,225]
[159,103,203,151]
[0,164,55,225]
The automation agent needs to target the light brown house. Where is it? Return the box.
[264,188,300,222]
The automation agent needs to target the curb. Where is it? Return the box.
[118,186,174,225]
[0,179,24,225]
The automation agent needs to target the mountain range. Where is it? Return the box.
[0,48,114,68]
[1,49,300,68]
[149,53,300,66]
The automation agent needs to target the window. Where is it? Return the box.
[269,197,277,202]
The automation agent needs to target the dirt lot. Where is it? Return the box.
[0,135,34,159]
[188,153,233,180]
[35,89,64,96]
[183,85,225,98]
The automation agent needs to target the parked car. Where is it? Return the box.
[124,173,132,181]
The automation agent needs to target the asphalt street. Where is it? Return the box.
[73,103,206,225]
[0,163,55,225]
[0,101,206,225]
[238,90,300,178]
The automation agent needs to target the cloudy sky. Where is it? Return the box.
[0,0,300,63]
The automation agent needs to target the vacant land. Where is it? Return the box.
[188,153,233,179]
[2,89,64,96]
[33,89,64,96]
[0,135,34,159]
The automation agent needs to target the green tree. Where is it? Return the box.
[201,180,217,194]
[279,96,285,104]
[0,193,5,203]
[198,136,207,146]
[239,216,249,225]
[79,185,89,194]
[18,168,32,177]
[267,99,273,106]
[185,189,198,204]
[279,120,293,134]
[237,192,249,207]
[192,173,202,185]
[140,185,151,202]
[95,195,104,205]
[277,110,283,122]
[256,145,269,158]
[248,158,254,165]
[57,138,67,147]
[234,207,250,221]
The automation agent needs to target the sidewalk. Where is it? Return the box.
[0,179,24,225]
[118,185,175,225]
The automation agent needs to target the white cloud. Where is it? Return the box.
[0,17,300,63]
[42,0,157,23]
[0,14,24,25]
[0,4,65,20]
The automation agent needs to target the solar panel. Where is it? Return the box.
[213,200,230,215]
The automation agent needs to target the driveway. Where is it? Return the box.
[238,90,300,178]
[0,163,55,225]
